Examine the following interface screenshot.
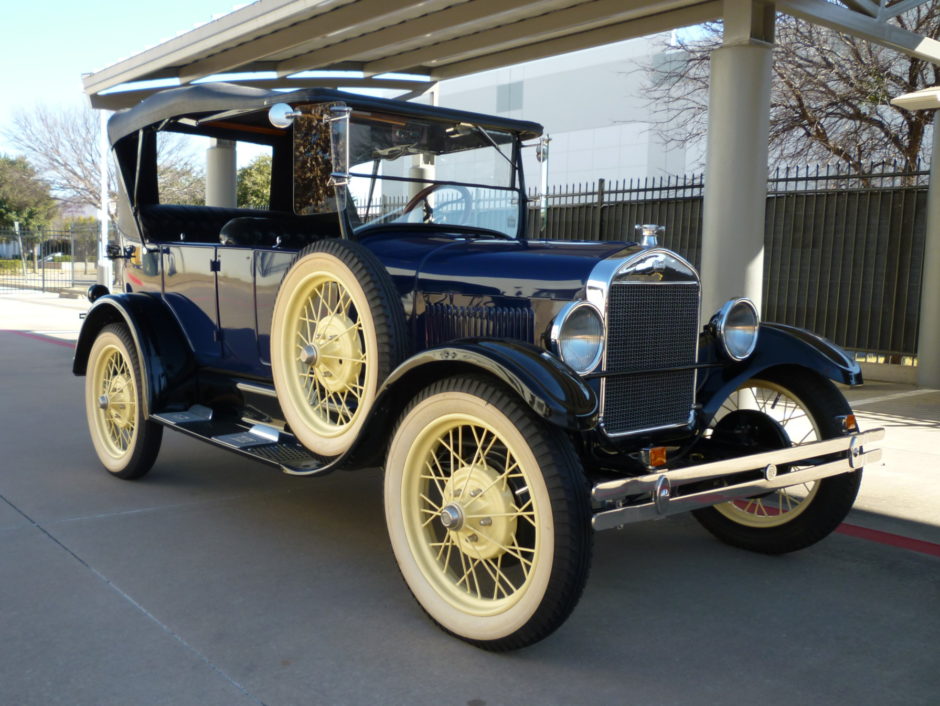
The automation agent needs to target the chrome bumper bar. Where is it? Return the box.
[591,428,884,531]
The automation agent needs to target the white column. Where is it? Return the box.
[97,110,110,287]
[699,1,774,320]
[206,138,237,207]
[917,112,940,387]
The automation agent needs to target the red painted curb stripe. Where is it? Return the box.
[1,330,76,349]
[837,523,940,558]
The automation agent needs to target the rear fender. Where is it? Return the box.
[73,293,196,416]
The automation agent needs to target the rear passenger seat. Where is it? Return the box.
[137,204,341,248]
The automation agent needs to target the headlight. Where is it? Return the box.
[551,302,604,373]
[712,298,759,360]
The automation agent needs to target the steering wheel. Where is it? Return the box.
[402,184,473,225]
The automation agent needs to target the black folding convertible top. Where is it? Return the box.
[107,82,544,145]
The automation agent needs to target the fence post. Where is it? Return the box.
[594,178,606,240]
[41,234,46,292]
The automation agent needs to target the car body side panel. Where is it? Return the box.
[216,246,262,375]
[162,244,221,362]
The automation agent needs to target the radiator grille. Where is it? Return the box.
[602,283,699,435]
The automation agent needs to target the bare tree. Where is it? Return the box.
[4,103,205,213]
[645,5,940,173]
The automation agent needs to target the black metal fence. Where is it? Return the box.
[0,225,102,293]
[3,164,925,356]
[526,163,928,357]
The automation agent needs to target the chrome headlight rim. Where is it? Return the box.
[712,297,760,361]
[550,301,605,374]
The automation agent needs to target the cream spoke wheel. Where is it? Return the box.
[405,415,539,604]
[271,240,407,457]
[385,376,592,650]
[712,379,821,528]
[693,369,863,555]
[84,323,162,479]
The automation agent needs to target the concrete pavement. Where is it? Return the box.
[0,289,937,705]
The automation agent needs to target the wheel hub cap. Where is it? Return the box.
[105,375,133,429]
[441,464,518,560]
[300,344,319,366]
[439,504,464,531]
[308,313,362,394]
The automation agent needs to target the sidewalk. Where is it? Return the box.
[2,288,937,546]
[0,289,88,342]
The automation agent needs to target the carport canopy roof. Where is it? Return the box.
[84,0,940,110]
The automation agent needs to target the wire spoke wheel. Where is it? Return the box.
[84,323,162,479]
[408,417,539,611]
[272,240,407,457]
[94,344,138,455]
[293,275,368,431]
[711,380,821,527]
[693,368,862,554]
[385,376,592,650]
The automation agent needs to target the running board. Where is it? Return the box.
[151,407,331,476]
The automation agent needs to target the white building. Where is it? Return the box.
[434,33,704,187]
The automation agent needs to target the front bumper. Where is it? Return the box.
[591,428,884,531]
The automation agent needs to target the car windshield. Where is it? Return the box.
[342,113,523,238]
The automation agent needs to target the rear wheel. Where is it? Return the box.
[85,323,162,479]
[693,368,861,554]
[385,376,592,650]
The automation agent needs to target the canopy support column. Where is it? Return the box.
[917,111,940,387]
[97,110,110,287]
[206,138,237,207]
[700,0,775,320]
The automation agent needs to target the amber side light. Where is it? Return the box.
[843,414,858,432]
[642,446,668,468]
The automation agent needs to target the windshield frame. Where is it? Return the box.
[339,111,529,240]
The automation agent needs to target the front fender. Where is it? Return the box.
[338,339,598,469]
[698,322,862,421]
[73,293,196,416]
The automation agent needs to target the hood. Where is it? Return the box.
[411,238,640,301]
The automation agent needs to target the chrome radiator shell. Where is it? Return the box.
[585,248,701,437]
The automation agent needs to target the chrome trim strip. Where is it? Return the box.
[236,381,278,398]
[598,416,692,439]
[590,428,885,531]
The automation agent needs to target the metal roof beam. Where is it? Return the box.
[273,0,582,77]
[178,0,454,84]
[364,0,700,77]
[876,0,931,22]
[89,76,433,111]
[779,0,940,64]
[840,0,880,17]
[430,1,720,80]
[83,0,355,95]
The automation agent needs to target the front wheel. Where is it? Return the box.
[85,323,162,479]
[384,376,592,651]
[693,368,861,554]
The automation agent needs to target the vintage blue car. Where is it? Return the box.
[74,83,882,650]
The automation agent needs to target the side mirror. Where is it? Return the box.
[268,103,299,129]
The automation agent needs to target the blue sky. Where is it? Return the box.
[0,0,239,153]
